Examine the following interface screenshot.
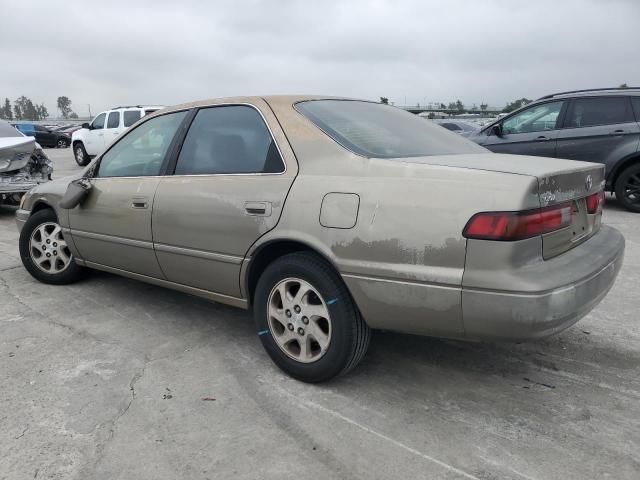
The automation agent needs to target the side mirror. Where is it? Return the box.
[82,122,91,130]
[491,124,503,137]
[59,179,92,209]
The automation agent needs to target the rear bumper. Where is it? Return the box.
[462,225,624,340]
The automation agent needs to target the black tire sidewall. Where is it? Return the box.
[19,209,84,285]
[254,253,359,382]
[74,143,89,166]
[615,164,640,213]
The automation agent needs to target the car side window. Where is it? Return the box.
[174,105,285,175]
[631,97,640,122]
[107,111,120,129]
[35,125,47,132]
[123,110,141,127]
[502,101,563,134]
[91,113,106,130]
[565,97,633,128]
[96,110,187,178]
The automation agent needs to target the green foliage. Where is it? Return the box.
[0,98,13,120]
[502,98,532,113]
[57,96,73,118]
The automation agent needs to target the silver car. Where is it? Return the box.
[15,96,625,382]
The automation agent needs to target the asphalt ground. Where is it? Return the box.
[1,147,638,479]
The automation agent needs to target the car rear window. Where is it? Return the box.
[0,121,21,138]
[123,110,141,127]
[295,100,485,158]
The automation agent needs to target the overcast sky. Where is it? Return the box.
[1,0,639,117]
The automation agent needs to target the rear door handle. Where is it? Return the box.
[131,196,149,209]
[536,135,549,141]
[610,129,625,135]
[244,201,272,216]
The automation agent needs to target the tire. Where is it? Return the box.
[57,138,69,148]
[74,142,90,166]
[19,209,85,285]
[614,163,640,213]
[253,252,370,383]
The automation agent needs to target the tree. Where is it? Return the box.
[502,98,533,113]
[69,111,79,119]
[36,103,49,120]
[439,103,446,109]
[447,102,456,110]
[619,83,628,88]
[455,99,464,112]
[380,97,389,104]
[57,96,73,119]
[0,98,12,120]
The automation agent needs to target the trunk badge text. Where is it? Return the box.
[585,175,593,190]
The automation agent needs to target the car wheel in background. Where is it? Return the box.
[253,252,370,382]
[19,209,85,285]
[57,138,69,148]
[73,142,90,166]
[614,163,640,213]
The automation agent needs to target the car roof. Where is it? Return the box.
[537,87,640,101]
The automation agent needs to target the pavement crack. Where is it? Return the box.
[14,425,29,439]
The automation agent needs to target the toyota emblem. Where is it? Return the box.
[585,175,593,190]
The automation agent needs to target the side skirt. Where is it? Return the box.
[80,260,249,310]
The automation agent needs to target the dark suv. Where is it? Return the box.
[469,87,640,212]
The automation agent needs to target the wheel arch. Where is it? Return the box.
[31,200,56,216]
[244,238,340,307]
[608,153,640,191]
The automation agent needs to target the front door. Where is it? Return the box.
[68,110,189,277]
[481,100,565,158]
[84,112,106,155]
[152,102,297,298]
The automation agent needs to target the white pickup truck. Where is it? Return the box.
[71,105,163,165]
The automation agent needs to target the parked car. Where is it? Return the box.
[13,123,71,148]
[0,119,53,206]
[16,96,624,382]
[71,105,164,166]
[432,119,479,137]
[468,87,640,212]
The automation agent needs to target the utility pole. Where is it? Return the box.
[88,104,92,118]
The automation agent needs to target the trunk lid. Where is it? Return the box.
[392,153,605,257]
[0,136,35,173]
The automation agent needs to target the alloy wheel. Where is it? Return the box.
[267,277,332,363]
[623,173,640,205]
[29,222,72,274]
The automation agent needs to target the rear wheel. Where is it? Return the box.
[614,163,640,213]
[254,252,370,382]
[74,142,89,166]
[19,209,85,284]
[57,138,69,148]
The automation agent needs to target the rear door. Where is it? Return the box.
[555,96,640,165]
[84,112,106,155]
[481,100,565,157]
[68,110,188,277]
[152,100,297,298]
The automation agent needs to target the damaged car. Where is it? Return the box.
[0,119,53,206]
[15,96,624,382]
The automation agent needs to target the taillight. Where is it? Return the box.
[463,203,573,241]
[586,191,604,214]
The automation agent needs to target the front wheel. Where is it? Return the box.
[614,163,640,213]
[73,143,90,166]
[254,252,370,382]
[57,138,69,148]
[19,209,85,285]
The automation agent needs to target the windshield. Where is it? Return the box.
[295,100,486,158]
[0,120,21,138]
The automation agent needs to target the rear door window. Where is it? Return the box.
[107,111,120,129]
[630,97,640,122]
[565,97,633,128]
[174,105,284,175]
[123,110,141,127]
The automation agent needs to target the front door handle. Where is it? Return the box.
[244,201,272,216]
[610,129,625,135]
[536,135,549,141]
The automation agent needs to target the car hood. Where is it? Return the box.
[0,136,36,172]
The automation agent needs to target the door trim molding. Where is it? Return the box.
[154,243,243,265]
[70,228,154,250]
